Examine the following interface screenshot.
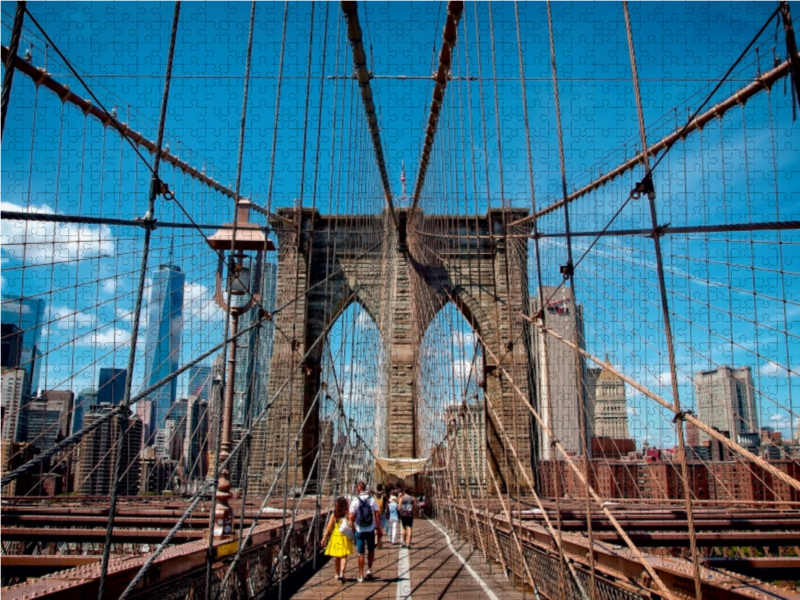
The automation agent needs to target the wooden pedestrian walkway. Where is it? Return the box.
[291,519,526,599]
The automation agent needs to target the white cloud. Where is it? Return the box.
[355,310,376,329]
[42,305,97,338]
[652,370,690,387]
[452,330,476,348]
[77,327,132,347]
[453,359,476,382]
[1,201,115,264]
[760,360,799,379]
[768,413,792,429]
[339,384,381,407]
[183,281,224,323]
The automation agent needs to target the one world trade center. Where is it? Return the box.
[140,261,184,442]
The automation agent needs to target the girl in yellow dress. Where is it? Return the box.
[320,496,354,582]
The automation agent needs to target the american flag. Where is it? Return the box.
[546,297,571,315]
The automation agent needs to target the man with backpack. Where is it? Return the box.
[398,487,416,548]
[348,481,381,583]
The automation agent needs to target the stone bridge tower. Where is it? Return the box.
[250,207,537,495]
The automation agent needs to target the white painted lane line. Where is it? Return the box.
[429,520,501,600]
[397,544,412,600]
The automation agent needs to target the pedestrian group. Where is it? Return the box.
[320,481,423,584]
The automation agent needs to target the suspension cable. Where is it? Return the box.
[98,4,182,597]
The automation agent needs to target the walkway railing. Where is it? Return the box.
[433,502,798,600]
[2,512,327,600]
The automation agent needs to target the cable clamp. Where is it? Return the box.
[672,409,694,424]
[649,222,670,238]
[154,179,174,200]
[34,68,49,87]
[631,174,655,200]
[559,261,574,277]
[134,211,157,230]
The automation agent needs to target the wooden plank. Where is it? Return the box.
[292,520,525,599]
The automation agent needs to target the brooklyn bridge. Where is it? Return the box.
[1,1,800,599]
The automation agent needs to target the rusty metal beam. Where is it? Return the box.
[517,516,800,531]
[480,511,800,600]
[590,530,800,547]
[2,556,100,579]
[0,45,238,201]
[339,1,397,225]
[1,515,272,529]
[701,557,800,581]
[510,53,799,227]
[1,527,203,544]
[410,0,464,211]
[0,512,322,600]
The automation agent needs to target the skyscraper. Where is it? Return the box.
[1,368,28,442]
[142,263,184,442]
[39,390,74,439]
[1,323,23,369]
[73,387,96,434]
[694,366,758,443]
[588,359,630,440]
[445,402,486,493]
[233,262,277,425]
[1,296,45,399]
[183,394,209,482]
[187,364,213,401]
[97,368,127,407]
[76,406,142,495]
[532,286,591,459]
[25,396,67,453]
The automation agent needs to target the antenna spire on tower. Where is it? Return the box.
[401,161,407,205]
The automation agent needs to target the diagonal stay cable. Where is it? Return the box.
[0,314,264,487]
[340,1,397,226]
[118,291,354,600]
[94,4,182,596]
[20,7,160,179]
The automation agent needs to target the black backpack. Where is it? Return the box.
[356,497,374,528]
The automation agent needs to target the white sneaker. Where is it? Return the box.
[357,577,364,583]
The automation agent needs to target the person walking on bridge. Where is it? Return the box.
[349,481,381,583]
[388,494,400,544]
[320,496,354,582]
[399,487,416,548]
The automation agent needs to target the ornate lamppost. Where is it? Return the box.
[206,199,273,538]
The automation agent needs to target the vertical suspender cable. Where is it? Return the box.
[486,2,534,591]
[544,4,597,597]
[279,3,315,598]
[98,3,182,599]
[513,4,585,598]
[620,3,703,598]
[266,1,290,217]
[204,1,257,597]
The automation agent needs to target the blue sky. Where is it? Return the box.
[2,1,798,450]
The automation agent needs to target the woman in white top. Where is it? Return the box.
[388,495,400,544]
